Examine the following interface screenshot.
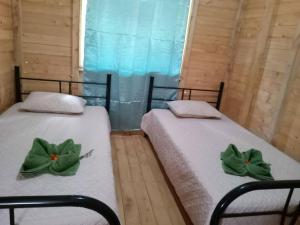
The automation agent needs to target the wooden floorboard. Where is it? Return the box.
[111,134,186,225]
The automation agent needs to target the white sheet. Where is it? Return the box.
[141,109,300,225]
[0,103,118,225]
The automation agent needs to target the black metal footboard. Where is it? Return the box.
[210,180,300,225]
[0,195,120,225]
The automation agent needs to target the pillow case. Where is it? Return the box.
[20,92,87,114]
[167,100,221,119]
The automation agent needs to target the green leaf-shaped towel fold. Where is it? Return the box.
[221,144,274,181]
[20,138,81,177]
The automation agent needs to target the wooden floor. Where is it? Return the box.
[111,134,186,225]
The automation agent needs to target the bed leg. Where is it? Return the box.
[9,208,15,225]
[289,202,300,225]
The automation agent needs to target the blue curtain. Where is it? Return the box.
[84,0,190,130]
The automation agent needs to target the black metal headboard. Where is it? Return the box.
[146,76,224,112]
[14,66,112,112]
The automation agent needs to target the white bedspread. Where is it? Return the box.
[0,103,118,225]
[141,109,300,225]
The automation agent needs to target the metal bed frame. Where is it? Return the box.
[210,180,300,225]
[146,76,224,112]
[0,195,120,225]
[146,76,300,225]
[0,66,120,225]
[14,66,112,112]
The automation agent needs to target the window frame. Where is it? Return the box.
[79,0,87,70]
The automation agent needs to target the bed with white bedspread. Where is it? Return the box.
[141,109,300,225]
[0,103,118,225]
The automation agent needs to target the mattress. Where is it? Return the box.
[141,109,300,225]
[0,103,118,225]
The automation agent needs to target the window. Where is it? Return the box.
[79,0,87,69]
[79,0,193,71]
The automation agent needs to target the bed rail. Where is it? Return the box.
[14,66,112,112]
[210,180,300,225]
[0,195,120,225]
[146,76,224,112]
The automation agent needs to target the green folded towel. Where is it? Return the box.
[221,144,274,181]
[20,138,81,178]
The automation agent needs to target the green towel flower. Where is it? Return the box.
[221,144,274,181]
[20,138,81,178]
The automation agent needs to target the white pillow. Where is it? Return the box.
[20,92,87,114]
[167,100,221,119]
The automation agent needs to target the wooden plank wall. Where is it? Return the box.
[223,0,300,161]
[0,0,15,112]
[17,0,79,93]
[181,0,241,91]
